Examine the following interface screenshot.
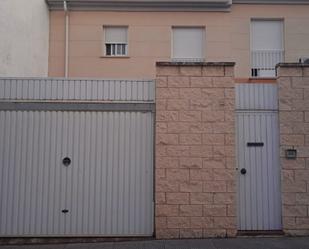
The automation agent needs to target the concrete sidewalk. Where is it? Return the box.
[1,237,309,249]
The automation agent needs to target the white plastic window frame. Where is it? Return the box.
[171,26,206,62]
[103,26,129,57]
[250,18,285,77]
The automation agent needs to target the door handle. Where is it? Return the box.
[240,168,247,175]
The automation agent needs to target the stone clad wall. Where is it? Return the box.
[155,62,236,239]
[277,64,309,236]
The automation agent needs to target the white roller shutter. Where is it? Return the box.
[251,20,283,51]
[105,27,127,43]
[172,27,205,61]
[0,78,154,237]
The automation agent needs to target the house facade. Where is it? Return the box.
[45,0,309,238]
[0,0,309,240]
[47,0,309,78]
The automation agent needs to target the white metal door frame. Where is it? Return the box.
[236,83,282,231]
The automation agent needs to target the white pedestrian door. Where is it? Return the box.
[236,84,282,231]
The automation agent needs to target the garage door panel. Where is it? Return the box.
[0,110,154,236]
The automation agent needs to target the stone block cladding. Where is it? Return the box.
[277,64,309,236]
[155,62,236,239]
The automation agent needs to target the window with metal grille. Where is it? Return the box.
[104,26,128,56]
[250,20,284,77]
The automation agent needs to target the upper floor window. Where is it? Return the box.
[172,27,205,62]
[104,26,128,56]
[251,20,284,77]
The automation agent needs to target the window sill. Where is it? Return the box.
[100,56,130,59]
[249,77,277,80]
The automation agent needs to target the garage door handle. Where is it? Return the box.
[240,168,247,175]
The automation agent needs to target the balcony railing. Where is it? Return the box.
[251,49,285,77]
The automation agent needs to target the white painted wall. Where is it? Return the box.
[0,0,49,77]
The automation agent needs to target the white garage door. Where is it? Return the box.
[0,78,154,236]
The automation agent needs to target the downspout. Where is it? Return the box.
[64,0,69,78]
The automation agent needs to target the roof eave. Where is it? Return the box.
[45,0,232,11]
[233,0,309,4]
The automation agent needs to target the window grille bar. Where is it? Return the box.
[105,44,127,56]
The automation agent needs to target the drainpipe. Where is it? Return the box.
[64,0,69,78]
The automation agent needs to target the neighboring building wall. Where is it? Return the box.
[155,62,236,239]
[0,0,49,77]
[48,4,309,78]
[278,64,309,236]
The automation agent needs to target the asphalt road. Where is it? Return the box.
[1,237,309,249]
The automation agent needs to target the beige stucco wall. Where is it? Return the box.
[49,4,309,78]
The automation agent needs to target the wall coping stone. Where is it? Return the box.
[276,63,309,68]
[156,62,235,67]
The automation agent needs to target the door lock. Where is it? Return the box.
[62,157,71,166]
[240,168,247,175]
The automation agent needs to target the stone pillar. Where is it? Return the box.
[277,63,309,236]
[155,62,236,239]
